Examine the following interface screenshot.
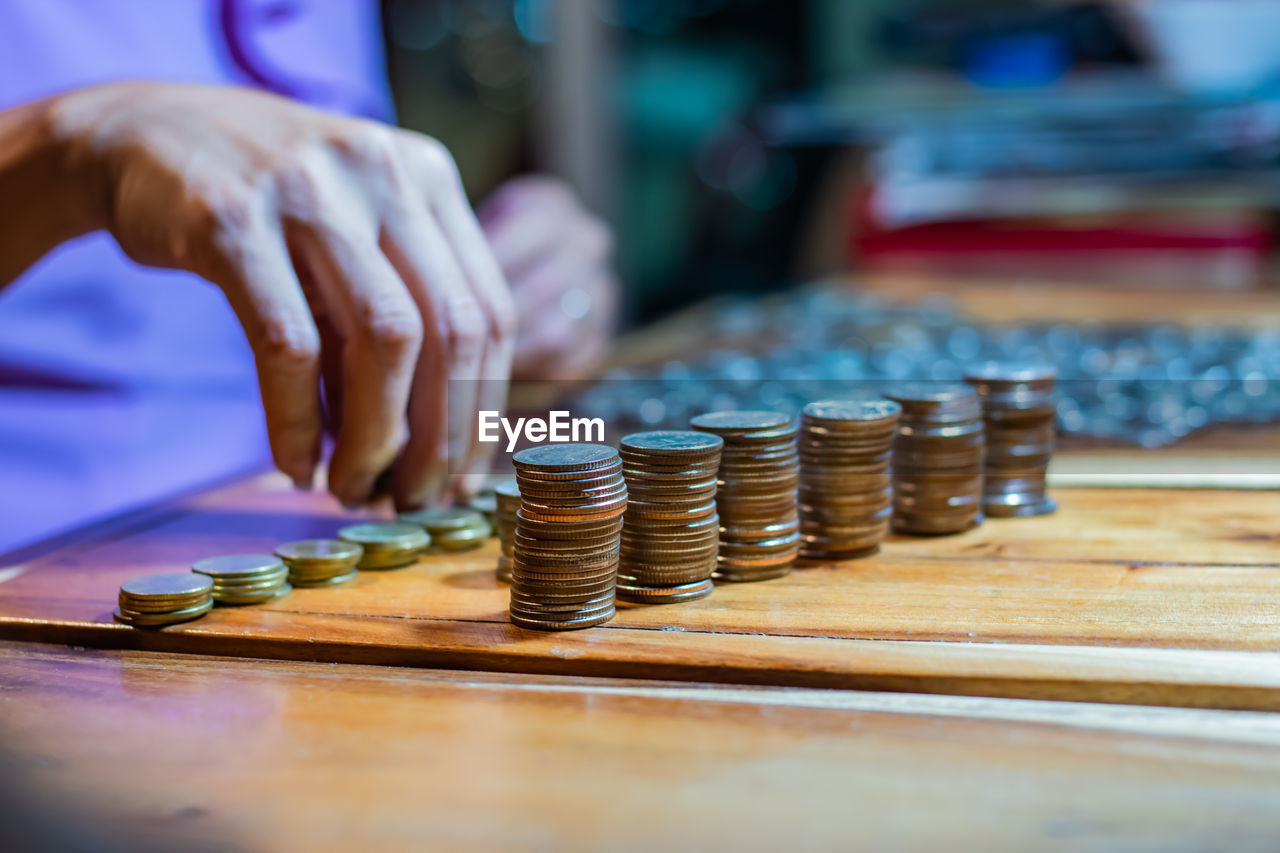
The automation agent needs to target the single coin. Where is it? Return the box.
[513,443,618,472]
[276,538,364,566]
[690,410,791,432]
[192,553,285,580]
[620,430,725,456]
[802,399,901,423]
[120,572,213,601]
[339,522,430,550]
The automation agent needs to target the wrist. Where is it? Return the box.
[36,91,113,237]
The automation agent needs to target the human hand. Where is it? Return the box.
[49,82,513,507]
[479,176,618,381]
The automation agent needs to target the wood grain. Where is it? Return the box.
[1,472,1279,708]
[4,642,1280,853]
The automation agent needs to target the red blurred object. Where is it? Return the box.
[849,188,1274,289]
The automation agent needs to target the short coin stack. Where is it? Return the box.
[690,411,799,582]
[339,522,429,569]
[617,430,723,604]
[510,443,627,631]
[797,399,901,559]
[885,383,986,535]
[276,538,363,586]
[964,362,1058,517]
[115,572,214,626]
[493,479,520,583]
[193,554,291,604]
[399,508,490,552]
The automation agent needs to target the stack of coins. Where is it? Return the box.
[510,444,626,631]
[885,383,985,535]
[617,430,723,604]
[964,362,1058,517]
[276,539,363,586]
[690,411,799,582]
[193,554,291,605]
[339,522,429,569]
[494,479,520,583]
[115,573,214,626]
[399,507,490,552]
[797,399,900,560]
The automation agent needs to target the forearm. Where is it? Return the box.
[0,96,106,287]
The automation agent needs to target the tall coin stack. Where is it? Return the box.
[690,411,800,582]
[885,383,985,535]
[510,444,627,631]
[494,478,520,583]
[964,362,1058,517]
[617,430,723,604]
[797,399,901,560]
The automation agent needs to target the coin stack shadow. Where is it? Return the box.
[617,430,724,604]
[690,411,800,582]
[115,573,214,627]
[193,554,291,604]
[885,383,986,535]
[494,479,520,583]
[797,399,901,560]
[964,362,1058,517]
[510,443,627,630]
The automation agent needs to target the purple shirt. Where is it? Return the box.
[0,0,393,554]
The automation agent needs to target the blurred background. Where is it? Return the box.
[384,0,1280,327]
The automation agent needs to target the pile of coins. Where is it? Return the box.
[339,523,428,569]
[690,411,799,582]
[797,399,900,560]
[193,554,291,604]
[965,362,1058,517]
[510,444,626,630]
[617,430,723,603]
[276,538,363,586]
[399,508,490,552]
[886,383,986,535]
[493,479,520,583]
[115,573,214,627]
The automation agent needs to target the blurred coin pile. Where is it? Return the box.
[115,572,214,626]
[340,522,429,569]
[886,383,985,535]
[193,554,291,604]
[617,430,723,604]
[573,286,1279,448]
[965,362,1058,517]
[400,507,490,552]
[277,538,363,586]
[797,399,900,559]
[691,411,799,582]
[510,444,627,630]
[493,479,520,583]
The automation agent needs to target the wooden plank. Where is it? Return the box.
[3,642,1280,852]
[1,472,1279,708]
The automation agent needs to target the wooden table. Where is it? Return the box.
[1,473,1278,710]
[6,640,1280,852]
